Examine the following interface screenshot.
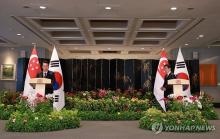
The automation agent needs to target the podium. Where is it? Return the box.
[168,79,189,97]
[29,78,51,96]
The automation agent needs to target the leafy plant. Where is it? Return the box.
[79,111,144,120]
[5,109,80,132]
[139,108,212,132]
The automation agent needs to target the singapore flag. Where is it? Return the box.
[23,47,41,99]
[153,49,169,111]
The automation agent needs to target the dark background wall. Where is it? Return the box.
[16,58,200,94]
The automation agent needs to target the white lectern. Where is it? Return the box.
[168,79,189,97]
[29,78,51,96]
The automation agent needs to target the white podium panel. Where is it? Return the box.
[168,79,189,97]
[29,78,51,96]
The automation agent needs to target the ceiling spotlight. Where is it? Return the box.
[199,34,204,38]
[17,33,21,36]
[184,43,189,46]
[39,6,47,9]
[105,6,112,10]
[170,7,177,11]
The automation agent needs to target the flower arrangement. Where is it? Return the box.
[167,94,202,110]
[98,89,107,98]
[6,109,80,132]
[139,108,213,132]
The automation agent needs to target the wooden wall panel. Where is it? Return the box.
[200,64,217,86]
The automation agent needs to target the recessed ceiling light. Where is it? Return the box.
[199,34,204,38]
[17,33,21,36]
[187,7,194,10]
[39,6,47,9]
[184,43,189,46]
[23,5,30,9]
[105,6,112,10]
[170,7,177,11]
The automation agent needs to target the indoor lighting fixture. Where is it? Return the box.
[16,33,21,36]
[184,43,189,46]
[105,6,112,10]
[199,34,204,38]
[39,6,47,9]
[170,7,177,11]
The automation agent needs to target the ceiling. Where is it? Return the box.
[0,0,220,59]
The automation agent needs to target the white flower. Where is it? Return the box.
[168,94,174,99]
[46,94,53,99]
[12,119,16,123]
[183,97,193,103]
[196,100,202,109]
[35,117,39,120]
[59,116,63,120]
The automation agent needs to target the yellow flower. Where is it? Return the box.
[176,120,181,124]
[59,116,63,120]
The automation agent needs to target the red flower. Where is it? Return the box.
[36,93,43,98]
[190,96,197,102]
[176,96,183,100]
[98,89,107,98]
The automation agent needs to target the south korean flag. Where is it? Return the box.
[49,47,65,111]
[174,48,191,97]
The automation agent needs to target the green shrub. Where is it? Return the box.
[5,109,80,132]
[0,90,20,105]
[0,104,16,120]
[79,111,144,120]
[139,108,213,132]
[65,97,149,113]
[200,93,219,120]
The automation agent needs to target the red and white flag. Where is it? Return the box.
[23,47,41,98]
[49,47,65,111]
[174,48,191,97]
[153,49,169,111]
